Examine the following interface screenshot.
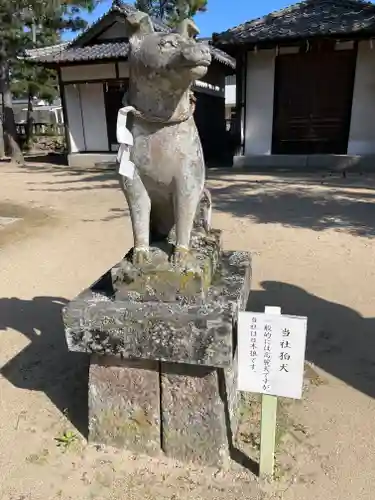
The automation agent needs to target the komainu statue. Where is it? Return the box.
[118,12,212,265]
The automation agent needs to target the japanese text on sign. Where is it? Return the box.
[237,312,307,399]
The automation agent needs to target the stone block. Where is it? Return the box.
[161,363,230,467]
[62,250,251,368]
[224,348,239,436]
[89,355,160,454]
[62,248,252,466]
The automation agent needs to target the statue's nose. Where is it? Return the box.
[182,43,212,63]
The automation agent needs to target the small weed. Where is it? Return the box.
[55,430,78,450]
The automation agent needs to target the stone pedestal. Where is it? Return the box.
[62,232,251,467]
[89,356,160,455]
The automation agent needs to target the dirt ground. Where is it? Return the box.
[1,158,375,500]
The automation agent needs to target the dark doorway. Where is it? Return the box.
[272,47,357,154]
[104,80,129,151]
[194,93,229,166]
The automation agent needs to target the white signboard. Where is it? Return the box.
[238,311,308,399]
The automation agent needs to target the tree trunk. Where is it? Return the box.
[0,118,5,158]
[0,61,24,165]
[25,87,34,147]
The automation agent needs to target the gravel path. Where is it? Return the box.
[0,160,374,499]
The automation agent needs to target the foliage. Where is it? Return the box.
[55,430,78,450]
[173,0,207,22]
[0,0,102,162]
[134,0,208,25]
[11,29,60,103]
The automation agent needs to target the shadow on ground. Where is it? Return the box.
[248,282,375,399]
[6,159,375,235]
[209,171,375,237]
[1,282,374,441]
[26,167,119,192]
[0,296,89,437]
[2,157,119,192]
[22,165,375,237]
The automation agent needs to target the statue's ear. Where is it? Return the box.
[127,11,154,38]
[177,18,200,39]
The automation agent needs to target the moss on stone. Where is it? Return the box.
[115,243,216,300]
[92,407,156,450]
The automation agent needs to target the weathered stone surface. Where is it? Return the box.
[62,246,252,466]
[62,250,251,367]
[161,363,230,467]
[120,12,212,264]
[224,349,239,436]
[112,230,222,302]
[89,355,160,454]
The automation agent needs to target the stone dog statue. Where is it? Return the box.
[119,11,212,266]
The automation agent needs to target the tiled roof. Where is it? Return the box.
[26,41,235,68]
[24,1,235,69]
[199,40,235,68]
[25,42,69,60]
[213,0,375,47]
[70,1,169,48]
[26,42,129,63]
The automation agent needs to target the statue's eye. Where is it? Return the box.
[160,39,175,48]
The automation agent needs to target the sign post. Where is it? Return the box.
[237,306,307,480]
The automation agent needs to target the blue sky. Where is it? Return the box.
[63,0,292,40]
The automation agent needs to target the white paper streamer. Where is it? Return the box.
[116,106,136,179]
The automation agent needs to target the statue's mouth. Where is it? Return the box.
[197,58,211,67]
[194,58,211,67]
[180,57,211,69]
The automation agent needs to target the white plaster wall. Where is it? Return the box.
[61,63,116,82]
[80,83,108,151]
[348,41,375,154]
[64,84,85,152]
[244,50,275,155]
[225,84,236,106]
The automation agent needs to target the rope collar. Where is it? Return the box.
[124,91,196,125]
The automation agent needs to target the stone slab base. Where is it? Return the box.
[161,363,232,467]
[63,249,251,467]
[89,355,160,455]
[63,250,251,368]
[88,355,238,467]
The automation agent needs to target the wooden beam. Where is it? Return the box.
[58,69,71,156]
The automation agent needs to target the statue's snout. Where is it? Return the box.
[182,43,212,67]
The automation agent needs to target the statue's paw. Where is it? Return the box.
[133,247,151,266]
[172,245,190,267]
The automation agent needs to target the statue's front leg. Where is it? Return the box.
[120,172,151,265]
[172,187,202,266]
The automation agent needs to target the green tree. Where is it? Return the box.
[172,0,207,24]
[134,0,208,25]
[0,0,101,164]
[11,22,60,146]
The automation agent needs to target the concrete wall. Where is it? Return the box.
[64,82,108,152]
[244,49,275,155]
[348,41,375,154]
